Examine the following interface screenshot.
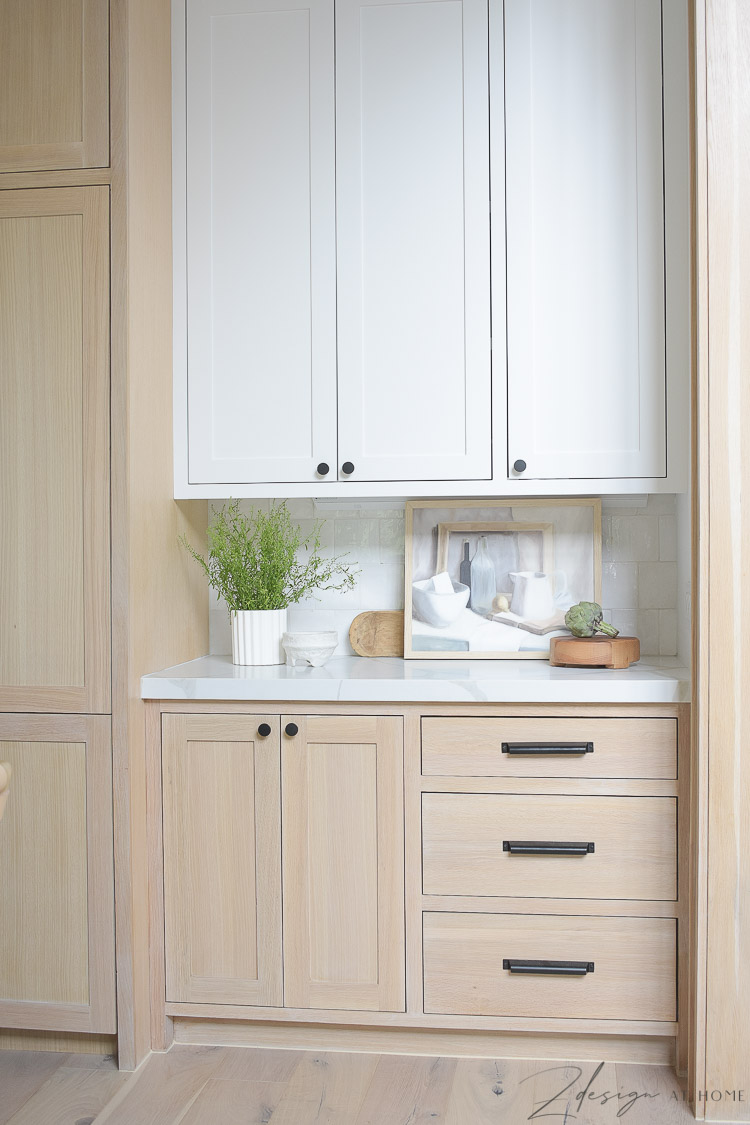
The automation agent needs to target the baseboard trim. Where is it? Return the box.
[172,1018,675,1066]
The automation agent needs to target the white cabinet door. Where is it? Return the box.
[504,0,666,481]
[182,0,337,485]
[335,0,492,483]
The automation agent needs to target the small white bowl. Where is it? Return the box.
[282,630,338,668]
[412,578,470,628]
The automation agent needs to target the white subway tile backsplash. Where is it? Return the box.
[659,515,678,562]
[601,561,638,611]
[604,515,659,563]
[636,610,661,655]
[638,562,678,610]
[659,609,678,655]
[208,494,682,657]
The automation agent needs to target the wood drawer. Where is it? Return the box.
[422,793,677,900]
[423,912,676,1022]
[421,717,677,779]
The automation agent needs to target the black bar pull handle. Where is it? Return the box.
[503,959,595,976]
[502,741,594,756]
[503,840,595,856]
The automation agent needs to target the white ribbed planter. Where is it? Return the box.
[230,608,287,666]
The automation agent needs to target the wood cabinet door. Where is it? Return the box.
[162,714,283,1006]
[0,187,110,712]
[334,0,491,483]
[0,0,109,172]
[504,0,666,481]
[282,715,405,1011]
[178,0,337,486]
[0,714,115,1033]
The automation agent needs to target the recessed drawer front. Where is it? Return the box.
[423,912,676,1021]
[421,718,677,779]
[422,793,677,900]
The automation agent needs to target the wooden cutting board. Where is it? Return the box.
[549,635,640,669]
[349,611,404,658]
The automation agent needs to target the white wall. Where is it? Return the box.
[207,495,685,659]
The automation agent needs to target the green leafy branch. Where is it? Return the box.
[180,499,359,612]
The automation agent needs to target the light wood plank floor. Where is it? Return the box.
[0,1045,698,1124]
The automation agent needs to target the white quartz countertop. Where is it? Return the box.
[141,654,690,704]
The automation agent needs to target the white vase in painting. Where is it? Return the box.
[231,608,287,666]
[470,536,496,616]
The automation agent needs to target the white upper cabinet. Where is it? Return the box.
[173,0,689,497]
[178,0,337,486]
[335,0,491,483]
[503,0,686,483]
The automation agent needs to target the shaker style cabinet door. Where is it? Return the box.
[0,187,110,713]
[179,0,337,485]
[161,714,283,1006]
[504,0,667,480]
[282,716,405,1011]
[334,0,492,483]
[0,0,109,173]
[0,714,115,1034]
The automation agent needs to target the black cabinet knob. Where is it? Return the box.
[257,723,271,737]
[284,722,299,737]
[316,462,330,476]
[341,461,355,475]
[513,459,527,473]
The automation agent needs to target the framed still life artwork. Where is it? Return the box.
[404,498,602,659]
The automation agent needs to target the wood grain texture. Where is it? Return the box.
[180,1078,288,1125]
[424,913,676,1022]
[0,0,109,171]
[349,612,405,657]
[3,1064,126,1125]
[92,1044,224,1125]
[0,1031,114,1055]
[0,761,10,820]
[282,716,405,1012]
[0,187,110,712]
[109,0,209,1069]
[0,1046,697,1124]
[0,1051,70,1125]
[0,714,115,1033]
[268,1052,379,1125]
[174,1021,675,1063]
[353,1054,456,1124]
[549,635,641,669]
[421,715,677,779]
[422,792,677,901]
[162,714,282,1007]
[690,0,709,1115]
[699,0,750,1119]
[0,743,86,1006]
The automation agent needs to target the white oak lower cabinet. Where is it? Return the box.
[151,702,687,1065]
[160,712,405,1014]
[0,714,116,1034]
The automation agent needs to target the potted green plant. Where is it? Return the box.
[181,500,358,665]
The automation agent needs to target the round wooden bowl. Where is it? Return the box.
[549,635,640,669]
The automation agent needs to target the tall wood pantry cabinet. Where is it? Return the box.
[0,175,115,1032]
[0,0,209,1062]
[173,0,690,497]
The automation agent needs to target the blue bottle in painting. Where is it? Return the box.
[459,539,472,607]
[470,536,495,616]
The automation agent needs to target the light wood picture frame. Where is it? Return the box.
[405,498,602,660]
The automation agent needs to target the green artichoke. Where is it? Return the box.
[564,601,619,638]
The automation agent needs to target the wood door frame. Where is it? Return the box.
[0,185,111,714]
[160,712,283,1008]
[0,714,116,1034]
[691,0,750,1118]
[0,0,110,173]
